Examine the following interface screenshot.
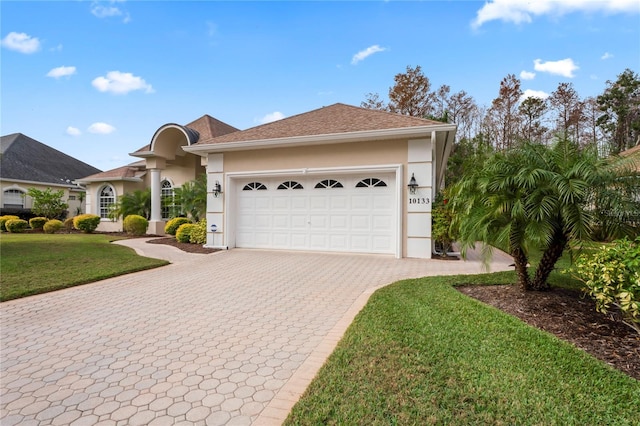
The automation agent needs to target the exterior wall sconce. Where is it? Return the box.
[408,173,418,194]
[213,181,222,198]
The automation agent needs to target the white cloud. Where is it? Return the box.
[520,70,536,80]
[601,52,613,60]
[91,1,131,23]
[533,58,579,78]
[66,126,82,136]
[1,32,41,54]
[472,0,639,29]
[88,122,116,134]
[351,45,387,65]
[47,66,77,79]
[520,89,550,102]
[92,71,154,94]
[257,112,285,124]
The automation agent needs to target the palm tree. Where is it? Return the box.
[173,174,207,222]
[109,189,151,220]
[450,138,639,290]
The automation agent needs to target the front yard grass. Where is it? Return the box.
[0,233,168,301]
[285,272,640,425]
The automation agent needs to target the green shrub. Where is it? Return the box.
[189,219,207,245]
[64,217,75,232]
[29,217,48,230]
[165,217,191,236]
[176,223,197,243]
[43,219,63,234]
[73,214,101,233]
[570,237,640,334]
[5,219,29,233]
[123,214,149,236]
[0,215,20,232]
[432,190,458,256]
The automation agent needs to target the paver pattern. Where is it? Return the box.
[1,244,512,425]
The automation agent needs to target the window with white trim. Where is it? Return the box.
[243,182,267,190]
[3,189,25,208]
[356,178,387,188]
[99,185,115,218]
[161,180,175,220]
[277,181,303,190]
[314,179,343,189]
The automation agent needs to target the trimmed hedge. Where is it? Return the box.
[165,217,191,236]
[29,217,48,230]
[176,223,197,243]
[43,219,63,234]
[0,215,20,232]
[5,219,29,233]
[73,214,101,233]
[123,215,148,236]
[190,219,207,245]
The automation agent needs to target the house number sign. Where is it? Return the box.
[409,197,430,205]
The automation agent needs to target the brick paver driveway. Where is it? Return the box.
[1,245,512,425]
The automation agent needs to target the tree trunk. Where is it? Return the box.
[511,246,531,290]
[531,234,567,291]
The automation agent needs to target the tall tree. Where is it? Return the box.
[597,68,640,154]
[549,82,583,141]
[387,65,436,118]
[518,96,548,143]
[450,138,640,291]
[486,74,522,150]
[582,97,607,152]
[360,92,387,111]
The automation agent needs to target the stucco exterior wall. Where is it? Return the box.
[0,180,87,219]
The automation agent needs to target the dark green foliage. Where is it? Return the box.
[123,214,149,236]
[174,174,207,221]
[29,217,48,230]
[597,68,640,154]
[110,189,151,220]
[0,215,20,231]
[26,187,69,219]
[5,219,29,233]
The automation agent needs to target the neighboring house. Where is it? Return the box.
[78,103,456,258]
[0,133,102,218]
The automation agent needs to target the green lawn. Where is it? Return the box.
[0,233,168,301]
[285,271,640,425]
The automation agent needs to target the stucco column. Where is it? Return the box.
[149,168,163,234]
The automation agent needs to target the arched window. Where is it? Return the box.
[243,182,267,190]
[3,189,25,208]
[98,185,115,218]
[161,180,175,220]
[356,178,387,188]
[277,181,303,190]
[314,179,343,189]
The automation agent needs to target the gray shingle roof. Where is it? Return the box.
[0,133,102,185]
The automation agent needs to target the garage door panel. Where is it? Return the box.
[236,174,396,254]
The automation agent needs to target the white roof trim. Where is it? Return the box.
[184,124,457,155]
[74,177,143,184]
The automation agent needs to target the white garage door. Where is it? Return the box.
[236,174,397,254]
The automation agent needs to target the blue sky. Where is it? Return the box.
[1,0,639,172]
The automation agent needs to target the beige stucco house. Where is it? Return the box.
[78,103,456,259]
[0,133,101,218]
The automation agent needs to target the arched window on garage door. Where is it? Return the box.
[243,182,267,190]
[314,179,343,189]
[277,181,303,190]
[355,178,387,188]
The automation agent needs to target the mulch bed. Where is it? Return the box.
[146,237,220,254]
[457,285,640,380]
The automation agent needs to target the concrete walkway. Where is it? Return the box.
[1,241,512,426]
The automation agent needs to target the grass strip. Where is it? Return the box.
[285,274,640,425]
[1,233,168,301]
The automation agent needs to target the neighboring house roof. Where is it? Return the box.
[0,133,102,187]
[193,103,448,146]
[75,161,147,183]
[620,144,640,157]
[132,114,240,154]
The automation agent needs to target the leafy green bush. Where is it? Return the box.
[176,223,197,243]
[165,217,191,236]
[189,219,207,244]
[5,219,29,233]
[73,214,101,233]
[570,237,640,334]
[0,215,20,232]
[64,217,75,232]
[123,214,148,236]
[432,190,458,257]
[29,217,48,230]
[43,219,63,234]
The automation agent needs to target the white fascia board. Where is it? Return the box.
[1,178,83,189]
[130,151,154,158]
[74,177,143,184]
[184,124,457,155]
